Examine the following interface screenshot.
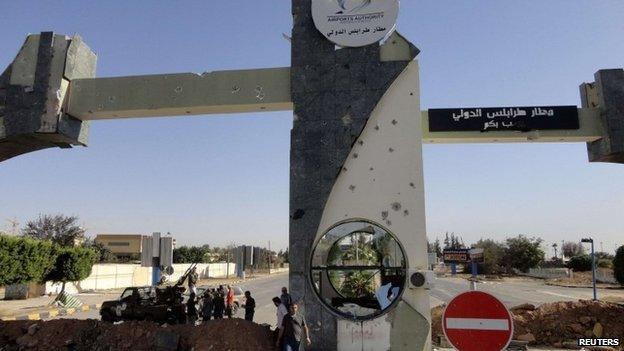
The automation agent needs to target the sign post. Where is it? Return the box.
[443,291,514,351]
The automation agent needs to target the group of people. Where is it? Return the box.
[184,268,311,350]
[185,267,254,323]
[273,287,311,351]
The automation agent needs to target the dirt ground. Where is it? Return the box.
[0,318,276,351]
[432,300,624,350]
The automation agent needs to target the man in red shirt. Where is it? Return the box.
[225,285,235,318]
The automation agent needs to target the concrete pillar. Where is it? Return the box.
[583,69,624,163]
[289,1,423,350]
[0,32,94,162]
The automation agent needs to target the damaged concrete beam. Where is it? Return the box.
[67,67,292,120]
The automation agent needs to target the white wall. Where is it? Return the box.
[45,262,237,294]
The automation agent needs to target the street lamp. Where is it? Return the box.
[581,237,597,301]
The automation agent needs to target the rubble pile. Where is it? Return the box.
[512,300,624,348]
[431,300,624,349]
[0,318,276,351]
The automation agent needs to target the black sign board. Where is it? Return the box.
[428,106,579,132]
[443,249,470,264]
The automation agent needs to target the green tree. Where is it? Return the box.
[0,234,57,286]
[473,238,506,274]
[566,254,593,271]
[614,245,624,285]
[504,235,545,273]
[173,245,210,263]
[45,247,97,294]
[82,238,117,263]
[22,214,85,247]
[433,238,442,258]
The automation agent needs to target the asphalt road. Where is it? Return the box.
[47,274,621,322]
[430,276,621,308]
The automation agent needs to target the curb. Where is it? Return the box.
[544,282,624,290]
[0,303,101,321]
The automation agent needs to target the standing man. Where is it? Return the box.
[201,290,214,322]
[188,267,199,295]
[280,287,292,310]
[276,303,311,351]
[186,292,198,324]
[272,297,288,345]
[225,285,235,318]
[243,291,256,322]
[213,291,225,319]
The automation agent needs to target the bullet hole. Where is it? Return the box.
[391,119,398,125]
[386,220,392,226]
[231,85,240,93]
[353,153,358,159]
[369,167,374,171]
[409,182,415,188]
[342,167,348,172]
[349,185,356,192]
[391,202,401,211]
[357,140,364,145]
[381,211,389,220]
[374,125,380,130]
[108,96,116,102]
[342,113,352,126]
[389,147,394,153]
[292,209,305,220]
[174,86,183,93]
[410,92,414,96]
[185,111,191,114]
[403,210,409,216]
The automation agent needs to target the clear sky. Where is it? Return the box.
[1,1,623,254]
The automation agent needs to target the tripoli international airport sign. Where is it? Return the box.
[443,248,485,264]
[443,291,514,351]
[428,106,580,132]
[312,0,400,47]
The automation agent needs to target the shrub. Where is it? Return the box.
[597,259,613,269]
[566,254,593,272]
[0,235,57,286]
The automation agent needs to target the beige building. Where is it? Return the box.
[95,234,146,260]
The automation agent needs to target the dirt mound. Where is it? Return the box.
[0,318,276,351]
[431,300,624,349]
[513,300,624,347]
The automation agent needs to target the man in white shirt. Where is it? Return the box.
[272,296,288,345]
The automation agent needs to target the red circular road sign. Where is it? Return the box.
[442,291,514,351]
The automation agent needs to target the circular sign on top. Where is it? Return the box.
[442,291,514,351]
[312,0,400,47]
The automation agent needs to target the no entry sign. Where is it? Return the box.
[442,291,514,351]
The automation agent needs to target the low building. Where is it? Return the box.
[95,234,145,261]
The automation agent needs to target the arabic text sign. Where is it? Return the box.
[428,106,579,132]
[311,0,399,47]
[443,249,470,264]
